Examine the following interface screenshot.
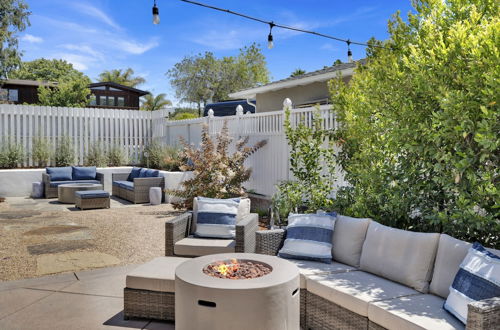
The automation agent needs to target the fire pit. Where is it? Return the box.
[175,253,300,330]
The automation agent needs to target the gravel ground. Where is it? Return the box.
[0,200,183,281]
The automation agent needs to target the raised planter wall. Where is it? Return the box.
[0,167,193,199]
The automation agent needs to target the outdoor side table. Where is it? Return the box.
[149,187,162,205]
[31,182,44,198]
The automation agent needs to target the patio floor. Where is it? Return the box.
[0,264,174,329]
[0,197,182,281]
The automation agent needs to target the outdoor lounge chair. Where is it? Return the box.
[112,167,164,204]
[165,197,258,257]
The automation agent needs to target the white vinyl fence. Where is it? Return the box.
[154,101,343,197]
[0,104,170,166]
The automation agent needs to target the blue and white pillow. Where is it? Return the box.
[444,242,500,324]
[278,213,336,264]
[194,197,240,239]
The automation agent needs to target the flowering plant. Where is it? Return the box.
[168,121,266,209]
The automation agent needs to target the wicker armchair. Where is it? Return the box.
[112,172,164,204]
[42,172,104,198]
[256,229,500,330]
[165,211,258,257]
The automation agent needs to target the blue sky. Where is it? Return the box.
[19,0,414,106]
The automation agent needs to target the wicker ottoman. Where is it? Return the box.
[74,190,110,210]
[124,257,188,321]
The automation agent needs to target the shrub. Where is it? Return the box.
[107,146,127,167]
[32,137,51,167]
[54,136,75,167]
[0,141,24,168]
[168,122,267,209]
[143,141,164,169]
[171,112,198,121]
[162,146,184,171]
[271,105,337,221]
[85,142,107,167]
[329,0,499,247]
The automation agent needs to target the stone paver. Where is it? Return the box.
[36,251,121,276]
[27,240,94,255]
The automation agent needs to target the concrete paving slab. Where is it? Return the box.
[0,273,76,292]
[60,273,126,298]
[0,288,55,319]
[143,321,175,329]
[75,264,139,281]
[36,251,121,276]
[0,292,148,330]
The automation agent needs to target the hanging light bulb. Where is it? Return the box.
[267,22,275,49]
[347,40,353,63]
[152,0,160,25]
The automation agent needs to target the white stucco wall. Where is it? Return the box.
[0,167,193,198]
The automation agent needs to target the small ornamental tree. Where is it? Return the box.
[168,122,266,209]
[329,0,499,247]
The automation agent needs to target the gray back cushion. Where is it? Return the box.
[429,234,470,298]
[332,215,371,267]
[360,221,440,293]
[429,234,500,298]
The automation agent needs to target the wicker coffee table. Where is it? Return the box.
[58,183,103,204]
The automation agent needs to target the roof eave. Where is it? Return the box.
[229,67,355,99]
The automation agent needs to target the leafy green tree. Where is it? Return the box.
[167,43,269,113]
[290,69,306,77]
[333,59,342,65]
[0,0,30,79]
[10,58,87,82]
[141,93,172,111]
[329,0,499,247]
[38,77,91,107]
[98,68,145,87]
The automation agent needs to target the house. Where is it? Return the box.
[0,79,56,104]
[0,80,149,110]
[228,59,365,112]
[88,82,149,110]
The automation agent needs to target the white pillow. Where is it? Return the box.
[193,197,240,239]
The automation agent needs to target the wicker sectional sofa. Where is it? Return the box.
[42,166,104,198]
[256,216,500,330]
[112,168,164,204]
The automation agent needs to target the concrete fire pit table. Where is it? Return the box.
[175,253,300,330]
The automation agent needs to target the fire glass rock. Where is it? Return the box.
[203,259,272,279]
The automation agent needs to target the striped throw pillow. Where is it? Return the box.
[194,197,240,239]
[278,213,336,264]
[444,242,500,324]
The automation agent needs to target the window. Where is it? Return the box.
[99,96,107,106]
[108,96,116,106]
[0,89,19,102]
[91,86,106,90]
[89,94,97,106]
[117,97,125,107]
[109,87,122,91]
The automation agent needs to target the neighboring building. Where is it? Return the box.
[88,82,149,110]
[229,60,365,112]
[203,100,256,117]
[0,79,56,104]
[0,80,149,110]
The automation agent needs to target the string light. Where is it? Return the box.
[152,0,160,25]
[267,23,274,49]
[152,0,391,58]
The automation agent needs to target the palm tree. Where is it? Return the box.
[290,68,306,77]
[98,68,145,87]
[141,93,172,111]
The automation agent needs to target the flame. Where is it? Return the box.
[217,258,239,276]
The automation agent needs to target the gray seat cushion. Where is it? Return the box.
[307,271,417,317]
[126,257,189,293]
[359,221,440,293]
[368,294,465,330]
[75,190,109,199]
[287,259,356,288]
[112,180,134,191]
[50,180,100,187]
[174,236,235,257]
[332,215,371,267]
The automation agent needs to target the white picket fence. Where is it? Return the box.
[155,102,342,196]
[0,104,170,166]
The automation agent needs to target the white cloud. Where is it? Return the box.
[112,39,159,55]
[22,34,43,43]
[72,3,121,30]
[59,44,104,60]
[56,53,98,71]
